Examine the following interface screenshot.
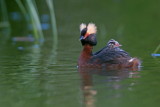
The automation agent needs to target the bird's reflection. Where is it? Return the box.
[78,67,141,107]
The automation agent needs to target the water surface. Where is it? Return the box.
[0,0,160,107]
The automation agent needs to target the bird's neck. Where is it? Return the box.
[78,44,93,65]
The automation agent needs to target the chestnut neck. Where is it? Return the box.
[78,44,93,65]
[82,44,93,55]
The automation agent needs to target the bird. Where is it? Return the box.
[78,23,141,70]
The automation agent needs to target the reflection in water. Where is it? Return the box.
[79,69,97,107]
[78,67,140,107]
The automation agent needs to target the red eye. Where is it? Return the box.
[84,33,90,39]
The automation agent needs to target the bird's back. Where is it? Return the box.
[90,46,132,65]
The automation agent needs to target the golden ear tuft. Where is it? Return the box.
[80,23,87,32]
[87,23,97,34]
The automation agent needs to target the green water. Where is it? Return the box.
[1,0,160,107]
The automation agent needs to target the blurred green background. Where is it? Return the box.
[0,0,160,107]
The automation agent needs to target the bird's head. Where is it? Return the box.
[107,39,122,48]
[79,23,97,46]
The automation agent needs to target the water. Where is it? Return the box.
[1,0,160,107]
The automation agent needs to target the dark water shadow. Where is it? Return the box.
[78,67,141,107]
